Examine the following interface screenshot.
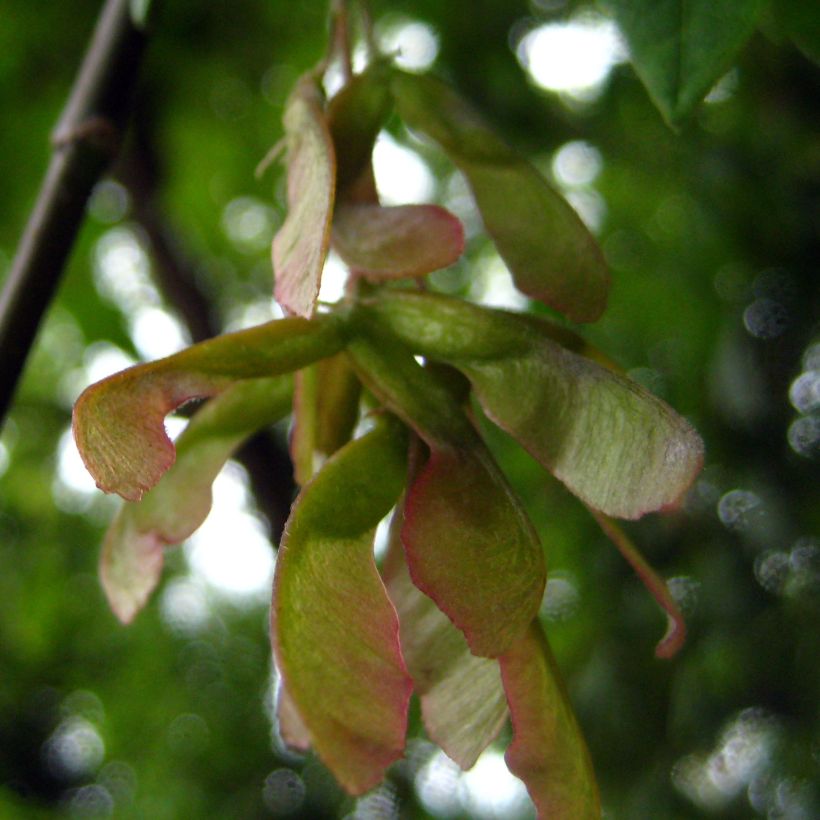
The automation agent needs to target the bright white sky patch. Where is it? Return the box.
[164,415,187,442]
[372,132,435,206]
[84,342,136,384]
[55,428,97,497]
[517,14,626,101]
[53,426,114,516]
[94,226,192,362]
[415,751,463,816]
[318,250,349,305]
[475,253,528,311]
[93,226,158,312]
[129,306,190,360]
[373,511,394,562]
[460,749,532,818]
[224,299,283,332]
[565,188,607,234]
[185,463,274,601]
[416,747,533,818]
[378,18,440,72]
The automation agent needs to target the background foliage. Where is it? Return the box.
[1,0,818,817]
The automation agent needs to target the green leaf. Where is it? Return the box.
[346,329,545,658]
[73,315,344,501]
[361,291,703,519]
[327,60,393,194]
[273,73,336,317]
[390,70,609,323]
[776,0,820,64]
[332,202,464,279]
[610,0,768,126]
[271,415,412,795]
[499,622,601,819]
[383,498,508,768]
[101,376,293,623]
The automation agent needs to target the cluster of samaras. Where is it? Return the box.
[73,53,702,818]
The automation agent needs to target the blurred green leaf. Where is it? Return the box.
[271,414,411,794]
[346,329,545,658]
[610,0,768,126]
[391,70,609,323]
[363,292,703,519]
[775,0,820,63]
[73,315,344,501]
[499,622,600,818]
[273,73,336,317]
[101,375,293,623]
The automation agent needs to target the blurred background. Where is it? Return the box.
[0,0,818,817]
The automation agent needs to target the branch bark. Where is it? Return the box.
[0,0,151,428]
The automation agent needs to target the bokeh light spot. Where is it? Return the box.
[551,141,603,187]
[378,18,439,71]
[221,196,277,253]
[415,750,462,816]
[129,306,190,360]
[789,370,820,414]
[160,578,211,635]
[460,748,532,819]
[93,226,157,313]
[743,297,789,339]
[788,415,820,459]
[44,716,105,780]
[540,573,580,622]
[88,180,130,224]
[66,784,114,818]
[263,768,306,816]
[185,463,274,601]
[672,708,780,813]
[318,250,349,305]
[717,489,764,533]
[372,132,435,206]
[167,713,210,755]
[517,14,626,101]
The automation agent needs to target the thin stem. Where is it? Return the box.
[329,0,354,81]
[357,0,379,60]
[0,0,151,428]
[589,508,687,659]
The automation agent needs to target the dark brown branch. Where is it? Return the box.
[0,0,151,428]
